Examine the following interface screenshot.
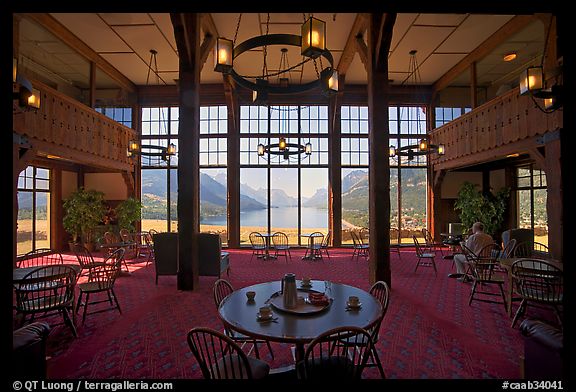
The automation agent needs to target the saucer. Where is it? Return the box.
[257,312,273,321]
[346,301,362,309]
[300,282,312,288]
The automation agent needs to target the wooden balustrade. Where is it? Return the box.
[429,87,563,171]
[13,80,136,171]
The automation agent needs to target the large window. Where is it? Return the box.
[17,166,51,255]
[516,165,548,246]
[434,106,471,128]
[239,105,328,245]
[96,107,133,128]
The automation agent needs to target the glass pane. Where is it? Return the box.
[533,188,548,246]
[301,168,328,246]
[169,169,178,232]
[240,168,268,245]
[270,168,299,244]
[517,190,531,229]
[341,168,369,245]
[17,191,34,256]
[34,192,50,249]
[141,169,168,233]
[390,168,399,244]
[200,168,228,245]
[400,168,427,244]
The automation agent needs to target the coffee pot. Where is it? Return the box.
[281,273,298,309]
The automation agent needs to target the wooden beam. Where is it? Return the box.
[433,15,536,94]
[337,13,368,76]
[172,13,201,290]
[23,13,136,93]
[199,13,218,69]
[224,74,240,248]
[470,61,477,108]
[367,12,396,287]
[355,36,368,71]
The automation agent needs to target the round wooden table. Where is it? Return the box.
[218,279,383,363]
[13,264,82,283]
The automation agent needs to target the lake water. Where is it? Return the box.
[201,206,328,228]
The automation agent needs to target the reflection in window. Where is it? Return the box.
[17,166,51,255]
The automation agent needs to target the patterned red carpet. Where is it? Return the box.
[40,247,541,379]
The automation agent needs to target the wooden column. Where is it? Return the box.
[367,13,395,286]
[544,131,562,261]
[431,169,446,242]
[13,142,34,268]
[328,90,342,247]
[225,76,240,248]
[470,61,478,108]
[172,13,201,290]
[89,62,97,108]
[51,168,63,251]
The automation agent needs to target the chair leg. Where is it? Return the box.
[82,293,90,325]
[468,281,477,305]
[265,340,274,359]
[76,292,83,314]
[511,299,527,328]
[62,308,78,337]
[369,347,386,379]
[498,284,508,312]
[111,289,122,314]
[431,258,437,276]
[252,339,261,359]
[414,257,420,272]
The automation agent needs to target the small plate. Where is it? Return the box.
[300,282,312,288]
[257,313,273,321]
[346,301,362,309]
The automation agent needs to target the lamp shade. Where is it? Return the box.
[166,143,177,156]
[305,142,312,155]
[437,144,445,155]
[257,143,265,156]
[214,37,233,73]
[418,138,428,152]
[519,66,543,95]
[279,137,287,151]
[27,88,41,109]
[328,69,339,93]
[301,16,325,58]
[389,146,396,157]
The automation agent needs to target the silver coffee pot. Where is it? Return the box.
[281,273,298,309]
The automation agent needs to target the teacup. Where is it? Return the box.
[259,306,272,317]
[246,291,256,301]
[348,296,360,306]
[302,277,312,286]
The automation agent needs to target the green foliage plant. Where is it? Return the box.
[115,197,142,231]
[63,188,107,245]
[454,181,510,236]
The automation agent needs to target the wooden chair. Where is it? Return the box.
[514,241,550,258]
[320,231,331,260]
[500,238,517,259]
[333,281,389,378]
[412,236,437,275]
[299,326,375,380]
[75,248,125,325]
[511,258,563,328]
[71,243,106,279]
[464,242,507,311]
[248,232,266,262]
[13,265,78,337]
[212,279,274,360]
[17,248,63,268]
[422,228,444,256]
[351,230,369,261]
[187,327,270,379]
[305,231,325,260]
[271,231,291,262]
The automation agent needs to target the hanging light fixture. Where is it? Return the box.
[13,59,41,111]
[213,14,338,98]
[518,16,562,113]
[128,49,177,163]
[389,50,445,162]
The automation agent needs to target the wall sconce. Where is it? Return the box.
[519,66,563,113]
[13,73,41,110]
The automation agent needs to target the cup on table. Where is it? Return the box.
[348,295,360,306]
[302,277,311,286]
[259,306,272,317]
[246,291,256,301]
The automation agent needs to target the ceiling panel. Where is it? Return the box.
[111,25,178,73]
[100,53,155,85]
[389,25,455,74]
[417,53,468,84]
[344,53,367,84]
[149,13,177,52]
[436,14,514,53]
[98,13,154,25]
[50,13,131,53]
[414,13,468,26]
[390,14,418,52]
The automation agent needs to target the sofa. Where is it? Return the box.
[519,319,563,379]
[12,322,51,378]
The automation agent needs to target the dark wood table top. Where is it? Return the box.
[218,280,383,345]
[13,264,82,283]
[499,257,563,271]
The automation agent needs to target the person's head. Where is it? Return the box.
[472,222,484,234]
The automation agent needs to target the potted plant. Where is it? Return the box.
[454,181,510,238]
[115,197,142,232]
[63,188,107,251]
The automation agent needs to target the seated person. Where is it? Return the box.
[451,222,493,282]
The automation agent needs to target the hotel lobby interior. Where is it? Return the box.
[11,7,571,385]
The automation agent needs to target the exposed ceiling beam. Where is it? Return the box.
[337,13,368,76]
[23,13,136,93]
[432,15,536,94]
[373,13,396,73]
[171,13,192,68]
[199,13,219,69]
[355,35,368,71]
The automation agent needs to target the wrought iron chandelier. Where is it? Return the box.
[214,14,338,161]
[389,50,445,162]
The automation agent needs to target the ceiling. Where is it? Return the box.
[17,13,546,92]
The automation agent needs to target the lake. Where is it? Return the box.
[201,206,328,228]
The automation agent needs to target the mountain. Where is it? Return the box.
[240,183,267,205]
[342,169,368,193]
[270,189,298,207]
[213,172,227,186]
[302,188,328,208]
[200,173,227,206]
